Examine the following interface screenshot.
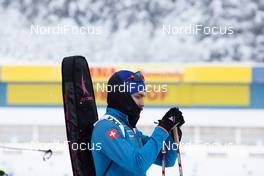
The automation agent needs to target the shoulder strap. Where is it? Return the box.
[103,160,113,176]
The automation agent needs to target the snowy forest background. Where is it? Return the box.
[0,0,264,64]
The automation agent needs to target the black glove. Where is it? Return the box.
[158,107,185,132]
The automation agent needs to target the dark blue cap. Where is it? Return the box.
[116,70,145,95]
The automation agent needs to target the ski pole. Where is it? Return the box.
[154,121,167,176]
[0,145,53,161]
[161,141,166,176]
[172,128,183,176]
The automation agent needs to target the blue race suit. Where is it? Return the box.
[91,107,177,176]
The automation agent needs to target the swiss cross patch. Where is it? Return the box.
[107,129,119,140]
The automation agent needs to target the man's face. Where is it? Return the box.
[131,92,146,110]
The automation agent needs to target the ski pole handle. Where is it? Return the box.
[172,127,180,145]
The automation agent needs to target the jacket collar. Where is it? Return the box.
[106,107,129,125]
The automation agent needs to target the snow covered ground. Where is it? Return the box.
[1,143,264,176]
[0,107,264,176]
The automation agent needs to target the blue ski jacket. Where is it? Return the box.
[91,108,177,176]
